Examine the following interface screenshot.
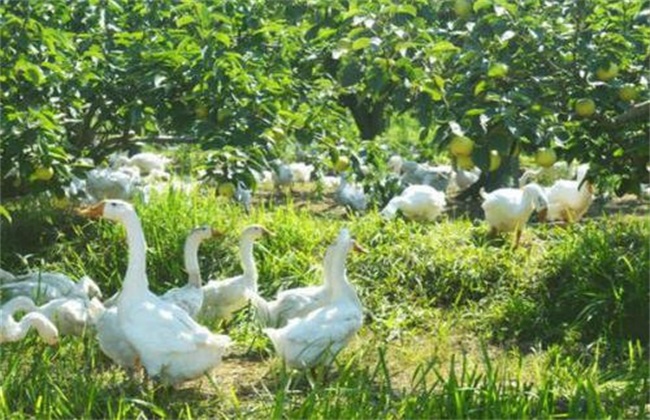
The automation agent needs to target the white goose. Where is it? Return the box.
[481,183,549,247]
[234,182,253,213]
[160,226,220,319]
[35,296,104,336]
[271,160,294,190]
[79,200,231,385]
[289,162,315,183]
[380,185,446,222]
[113,152,171,175]
[246,234,340,328]
[335,175,367,212]
[0,296,59,345]
[449,166,481,193]
[199,225,272,322]
[546,164,593,223]
[0,273,102,304]
[85,167,142,202]
[93,304,139,371]
[400,161,452,192]
[263,229,364,369]
[518,161,577,188]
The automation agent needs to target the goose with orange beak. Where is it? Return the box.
[247,230,366,329]
[160,226,223,319]
[199,225,274,323]
[262,228,365,369]
[79,199,231,385]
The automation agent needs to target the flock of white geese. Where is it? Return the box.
[0,200,364,386]
[1,158,596,385]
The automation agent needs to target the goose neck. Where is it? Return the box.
[322,247,335,290]
[521,191,537,212]
[122,211,149,294]
[239,237,258,286]
[328,246,350,299]
[3,297,37,315]
[8,320,30,341]
[184,238,202,287]
[9,315,37,341]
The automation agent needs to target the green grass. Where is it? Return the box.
[1,185,648,418]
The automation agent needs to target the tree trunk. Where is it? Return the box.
[338,94,386,140]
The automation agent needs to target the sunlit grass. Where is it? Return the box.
[0,184,648,418]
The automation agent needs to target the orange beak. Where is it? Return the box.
[537,207,548,223]
[211,229,225,239]
[353,241,368,254]
[77,202,105,218]
[262,227,276,237]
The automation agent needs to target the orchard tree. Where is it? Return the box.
[1,0,307,196]
[426,0,649,192]
[267,0,648,192]
[1,0,647,199]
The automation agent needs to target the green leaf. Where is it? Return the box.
[473,0,493,12]
[474,80,487,96]
[175,15,195,28]
[429,41,459,53]
[83,44,105,60]
[16,60,45,86]
[214,32,231,47]
[352,37,372,50]
[0,205,12,223]
[433,74,445,90]
[465,108,486,116]
[395,5,417,17]
[395,42,416,53]
[316,27,338,41]
[422,86,442,101]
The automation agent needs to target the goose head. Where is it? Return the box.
[330,229,366,261]
[518,169,540,187]
[400,160,419,175]
[78,199,136,222]
[240,225,274,242]
[188,225,222,243]
[78,276,103,299]
[23,312,60,345]
[86,297,107,325]
[387,155,403,173]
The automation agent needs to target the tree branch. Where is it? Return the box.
[611,100,649,127]
[105,134,199,145]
